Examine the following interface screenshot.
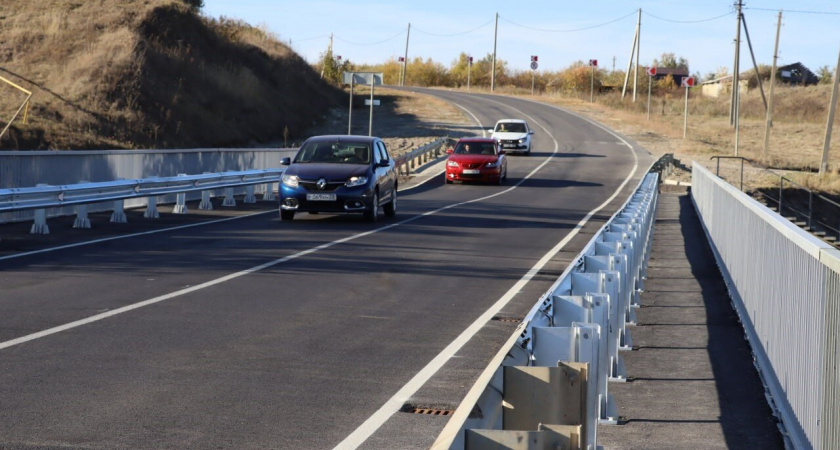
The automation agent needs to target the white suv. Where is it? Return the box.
[489,119,533,155]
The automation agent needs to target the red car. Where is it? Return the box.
[445,138,508,184]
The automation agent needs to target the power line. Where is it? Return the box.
[643,11,734,23]
[291,34,329,43]
[412,18,495,37]
[499,10,637,32]
[745,6,840,16]
[334,29,405,46]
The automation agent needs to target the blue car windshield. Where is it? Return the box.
[295,142,371,164]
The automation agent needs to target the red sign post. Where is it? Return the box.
[645,66,657,77]
[682,77,695,138]
[589,59,597,102]
[645,67,656,119]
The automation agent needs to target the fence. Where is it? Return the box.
[433,169,661,449]
[692,162,840,450]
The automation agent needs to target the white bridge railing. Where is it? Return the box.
[0,169,283,235]
[692,162,840,450]
[433,171,660,450]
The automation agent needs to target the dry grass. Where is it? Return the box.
[0,0,343,150]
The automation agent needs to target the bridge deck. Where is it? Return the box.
[597,187,785,449]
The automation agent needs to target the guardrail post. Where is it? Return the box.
[222,187,236,207]
[73,204,91,229]
[198,189,213,210]
[144,196,160,219]
[244,185,257,204]
[110,199,127,223]
[198,172,213,210]
[173,174,188,214]
[72,182,91,229]
[262,182,276,201]
[30,208,49,235]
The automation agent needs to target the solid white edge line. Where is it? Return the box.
[335,94,644,449]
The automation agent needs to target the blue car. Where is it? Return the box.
[279,135,398,221]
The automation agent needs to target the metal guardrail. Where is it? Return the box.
[0,169,284,235]
[0,169,284,212]
[394,137,450,177]
[433,170,660,449]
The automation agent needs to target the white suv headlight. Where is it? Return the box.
[282,174,299,187]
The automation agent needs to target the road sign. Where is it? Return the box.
[531,55,538,62]
[468,56,473,64]
[681,76,695,87]
[364,99,381,106]
[336,55,342,61]
[646,66,657,76]
[589,59,598,67]
[398,56,404,62]
[342,72,383,85]
[530,61,538,70]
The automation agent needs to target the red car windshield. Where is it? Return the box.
[454,142,498,155]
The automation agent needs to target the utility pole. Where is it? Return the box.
[491,13,498,92]
[741,13,767,110]
[402,23,410,86]
[820,45,840,174]
[612,56,616,73]
[730,0,742,127]
[763,10,782,159]
[320,33,333,79]
[633,8,641,102]
[621,9,640,100]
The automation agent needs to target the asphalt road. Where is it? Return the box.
[0,90,653,449]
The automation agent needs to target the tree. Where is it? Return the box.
[180,0,204,11]
[818,65,834,85]
[316,47,346,86]
[652,52,688,70]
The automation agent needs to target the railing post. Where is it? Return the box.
[30,208,49,235]
[73,181,91,229]
[144,196,160,219]
[779,176,784,215]
[173,173,188,214]
[222,187,236,207]
[262,181,276,201]
[198,172,213,210]
[244,185,257,204]
[740,158,744,191]
[110,199,127,223]
[809,191,813,231]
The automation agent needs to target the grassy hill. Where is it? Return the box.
[0,0,343,150]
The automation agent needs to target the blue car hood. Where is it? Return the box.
[286,163,369,181]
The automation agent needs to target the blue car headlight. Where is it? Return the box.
[282,174,299,187]
[346,175,368,187]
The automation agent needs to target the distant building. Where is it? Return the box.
[651,67,689,87]
[777,63,819,85]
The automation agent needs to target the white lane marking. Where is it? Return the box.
[0,211,276,262]
[333,95,642,449]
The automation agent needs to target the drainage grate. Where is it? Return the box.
[409,408,454,416]
[492,316,522,323]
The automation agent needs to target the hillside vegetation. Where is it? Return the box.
[0,0,343,150]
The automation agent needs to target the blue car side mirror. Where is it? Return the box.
[280,157,291,165]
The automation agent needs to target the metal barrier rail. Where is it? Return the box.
[433,169,660,450]
[394,137,450,177]
[0,169,284,235]
[0,169,283,212]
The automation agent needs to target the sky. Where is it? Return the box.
[202,1,840,79]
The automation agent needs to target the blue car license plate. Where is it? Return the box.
[306,193,336,201]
